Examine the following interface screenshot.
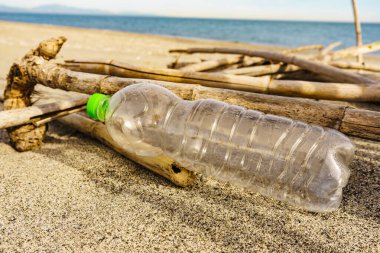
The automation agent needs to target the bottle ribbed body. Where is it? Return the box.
[104,83,355,212]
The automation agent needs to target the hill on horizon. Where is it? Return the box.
[0,4,149,16]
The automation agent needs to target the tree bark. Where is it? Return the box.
[3,36,67,151]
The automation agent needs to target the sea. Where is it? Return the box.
[1,13,380,51]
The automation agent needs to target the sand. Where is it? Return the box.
[0,21,379,252]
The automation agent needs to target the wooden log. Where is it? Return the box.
[168,47,376,84]
[57,114,196,187]
[3,36,67,151]
[340,109,380,141]
[351,0,363,63]
[0,96,88,129]
[281,44,324,54]
[222,63,301,76]
[331,62,380,73]
[178,55,242,72]
[62,59,380,102]
[14,61,380,141]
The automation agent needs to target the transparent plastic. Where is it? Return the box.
[99,83,355,212]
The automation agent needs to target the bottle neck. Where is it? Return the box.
[95,96,110,122]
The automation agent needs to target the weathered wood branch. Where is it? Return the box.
[170,45,323,73]
[0,96,88,129]
[3,36,67,151]
[222,63,301,76]
[0,83,195,187]
[62,59,380,102]
[178,55,242,72]
[330,41,380,61]
[58,114,196,187]
[168,47,376,84]
[173,44,323,71]
[281,45,323,54]
[281,44,324,54]
[331,62,380,73]
[222,43,339,76]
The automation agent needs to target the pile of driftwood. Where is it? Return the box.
[1,37,380,187]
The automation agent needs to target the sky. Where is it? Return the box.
[2,0,380,22]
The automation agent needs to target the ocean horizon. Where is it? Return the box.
[1,12,380,51]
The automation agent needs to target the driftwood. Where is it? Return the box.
[222,43,340,76]
[264,70,334,83]
[222,63,301,76]
[169,47,376,84]
[330,41,380,61]
[0,96,87,129]
[281,44,324,54]
[351,0,363,63]
[222,43,339,76]
[16,53,380,141]
[58,114,195,187]
[62,59,380,102]
[3,36,67,151]
[331,62,380,73]
[178,55,242,72]
[172,44,323,71]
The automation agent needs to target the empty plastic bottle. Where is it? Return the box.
[86,83,355,212]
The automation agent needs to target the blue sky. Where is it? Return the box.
[2,0,380,22]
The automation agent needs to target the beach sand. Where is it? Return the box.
[0,21,379,252]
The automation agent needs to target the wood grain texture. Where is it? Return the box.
[3,36,66,151]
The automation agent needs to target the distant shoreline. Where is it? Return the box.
[1,11,380,24]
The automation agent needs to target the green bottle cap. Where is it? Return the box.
[86,93,110,121]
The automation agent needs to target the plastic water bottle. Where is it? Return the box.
[86,83,355,212]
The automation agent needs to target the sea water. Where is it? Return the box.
[0,13,379,51]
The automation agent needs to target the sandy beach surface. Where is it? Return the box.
[0,21,379,252]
